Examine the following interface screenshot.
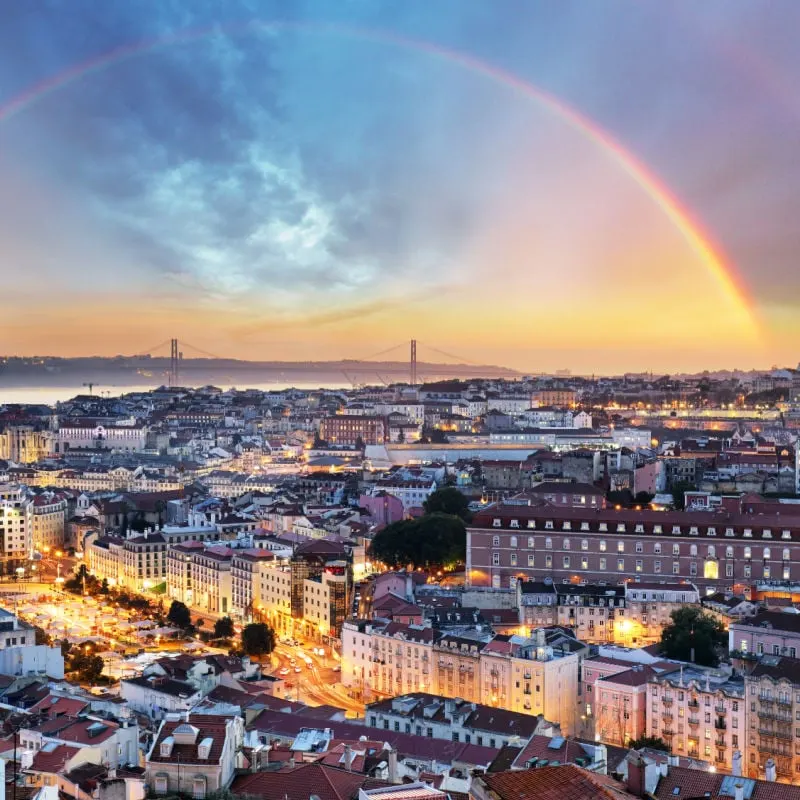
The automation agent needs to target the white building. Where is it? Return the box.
[57,422,149,453]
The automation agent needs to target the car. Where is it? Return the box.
[279,668,289,676]
[332,665,341,672]
[294,666,302,673]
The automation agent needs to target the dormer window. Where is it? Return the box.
[725,528,735,537]
[782,530,791,540]
[690,527,699,536]
[527,520,536,529]
[744,529,753,538]
[510,519,519,528]
[763,529,772,539]
[545,521,554,530]
[581,522,589,531]
[198,738,213,760]
[599,523,608,532]
[635,524,644,533]
[492,536,500,547]
[653,525,663,534]
[563,521,572,531]
[493,519,502,528]
[160,737,174,758]
[707,528,716,536]
[672,526,681,535]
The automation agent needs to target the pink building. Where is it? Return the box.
[594,664,658,746]
[634,460,662,496]
[728,610,800,659]
[359,491,405,526]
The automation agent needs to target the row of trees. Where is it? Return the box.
[166,601,275,656]
[369,487,470,569]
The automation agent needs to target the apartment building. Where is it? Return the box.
[31,492,68,551]
[301,560,350,642]
[729,610,800,660]
[0,484,34,565]
[468,501,800,592]
[365,693,553,749]
[594,664,658,746]
[517,580,698,647]
[646,668,745,772]
[231,548,277,620]
[744,656,800,782]
[166,541,206,605]
[479,629,580,734]
[191,546,233,616]
[257,561,292,636]
[433,633,491,706]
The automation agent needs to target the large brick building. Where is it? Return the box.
[467,499,800,593]
[319,415,386,446]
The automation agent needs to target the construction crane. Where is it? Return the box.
[82,383,99,395]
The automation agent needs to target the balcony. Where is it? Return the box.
[688,700,700,710]
[662,711,673,719]
[758,727,793,741]
[757,708,791,722]
[714,720,727,730]
[662,697,674,705]
[662,729,675,737]
[687,750,700,759]
[715,739,726,748]
[688,718,700,727]
[777,697,792,708]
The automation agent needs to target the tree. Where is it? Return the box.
[423,487,472,522]
[214,616,235,639]
[430,429,448,444]
[167,600,192,629]
[660,607,726,667]
[312,432,328,449]
[354,435,366,451]
[628,735,668,752]
[370,513,466,570]
[241,622,275,657]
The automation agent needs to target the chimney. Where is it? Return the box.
[625,752,645,798]
[405,573,414,602]
[289,752,297,769]
[387,747,398,784]
[731,750,742,777]
[734,783,745,800]
[765,758,777,782]
[344,744,354,772]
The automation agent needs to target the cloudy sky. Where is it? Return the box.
[0,0,798,373]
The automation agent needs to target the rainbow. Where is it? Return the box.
[0,20,760,335]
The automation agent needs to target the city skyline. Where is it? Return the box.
[1,2,799,372]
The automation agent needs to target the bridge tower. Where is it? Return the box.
[170,338,179,386]
[410,339,417,387]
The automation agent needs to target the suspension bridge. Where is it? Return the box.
[130,338,506,388]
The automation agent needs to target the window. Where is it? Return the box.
[784,566,791,580]
[510,536,518,548]
[704,559,719,580]
[726,546,734,558]
[673,544,680,555]
[492,535,500,547]
[545,555,552,568]
[563,556,571,568]
[581,557,588,570]
[654,525,663,534]
[528,554,535,567]
[708,545,715,557]
[527,537,535,548]
[510,553,517,566]
[154,777,168,795]
[599,540,607,552]
[635,541,643,553]
[563,521,572,531]
[617,541,625,553]
[599,557,607,570]
[654,543,662,554]
[726,563,734,577]
[783,548,791,561]
[690,562,697,576]
[545,538,553,549]
[618,558,625,571]
[492,575,501,588]
[690,544,698,557]
[510,520,519,529]
[636,559,643,573]
[492,552,500,566]
[563,538,571,550]
[581,539,589,550]
[744,564,751,578]
[493,519,501,528]
[673,561,680,574]
[763,547,771,560]
[744,546,751,559]
[617,524,626,532]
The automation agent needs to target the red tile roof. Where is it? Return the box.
[653,765,800,799]
[478,764,637,800]
[231,762,373,800]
